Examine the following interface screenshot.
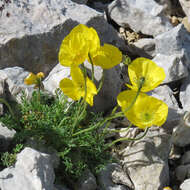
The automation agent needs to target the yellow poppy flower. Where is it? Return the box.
[24,72,45,88]
[117,90,168,129]
[163,187,172,190]
[58,24,100,67]
[59,67,97,106]
[90,43,122,69]
[127,58,166,92]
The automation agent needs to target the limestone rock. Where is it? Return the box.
[120,129,171,190]
[179,0,190,20]
[0,122,16,152]
[155,24,190,69]
[172,112,190,147]
[0,147,55,190]
[0,67,34,103]
[107,0,173,36]
[152,54,188,83]
[180,179,190,190]
[97,163,130,190]
[0,0,125,75]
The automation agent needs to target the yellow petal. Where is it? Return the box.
[36,72,45,79]
[87,27,100,55]
[24,73,37,85]
[91,44,122,69]
[117,90,168,129]
[128,58,166,92]
[58,24,89,67]
[59,78,81,101]
[71,66,85,86]
[85,77,97,106]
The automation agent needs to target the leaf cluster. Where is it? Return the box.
[0,90,113,183]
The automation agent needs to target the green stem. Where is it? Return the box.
[108,122,132,133]
[88,53,95,83]
[106,127,149,149]
[97,72,104,93]
[0,98,14,118]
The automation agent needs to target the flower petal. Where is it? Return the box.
[58,24,89,67]
[71,66,85,86]
[85,77,97,106]
[92,44,122,69]
[128,58,166,92]
[59,78,81,101]
[24,73,37,85]
[117,90,168,129]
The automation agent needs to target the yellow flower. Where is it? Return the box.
[127,57,166,92]
[24,72,45,88]
[58,24,100,67]
[117,90,168,129]
[90,43,122,69]
[163,187,172,190]
[59,24,122,69]
[59,66,97,106]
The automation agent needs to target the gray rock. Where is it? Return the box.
[172,111,190,147]
[0,67,34,103]
[0,147,55,190]
[75,169,97,190]
[71,0,88,4]
[180,76,190,112]
[107,0,173,36]
[128,38,156,58]
[180,179,190,190]
[181,151,190,165]
[0,78,5,115]
[97,163,129,190]
[155,24,190,69]
[179,0,190,20]
[148,85,183,131]
[175,165,188,182]
[120,129,171,190]
[0,0,125,75]
[54,185,71,190]
[152,53,188,83]
[0,122,16,152]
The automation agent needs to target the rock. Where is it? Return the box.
[172,111,190,147]
[43,64,71,95]
[0,78,5,115]
[0,0,125,75]
[180,179,190,190]
[71,0,88,4]
[0,147,55,190]
[175,165,188,182]
[180,76,190,111]
[0,122,16,152]
[181,151,190,165]
[44,63,123,112]
[75,169,97,190]
[155,24,190,69]
[54,185,71,190]
[182,17,190,32]
[120,129,171,190]
[128,38,156,58]
[97,163,130,190]
[111,164,134,189]
[179,0,190,20]
[0,67,34,103]
[148,85,183,131]
[107,0,173,36]
[152,54,188,83]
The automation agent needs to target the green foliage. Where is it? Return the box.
[0,90,113,183]
[1,144,23,167]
